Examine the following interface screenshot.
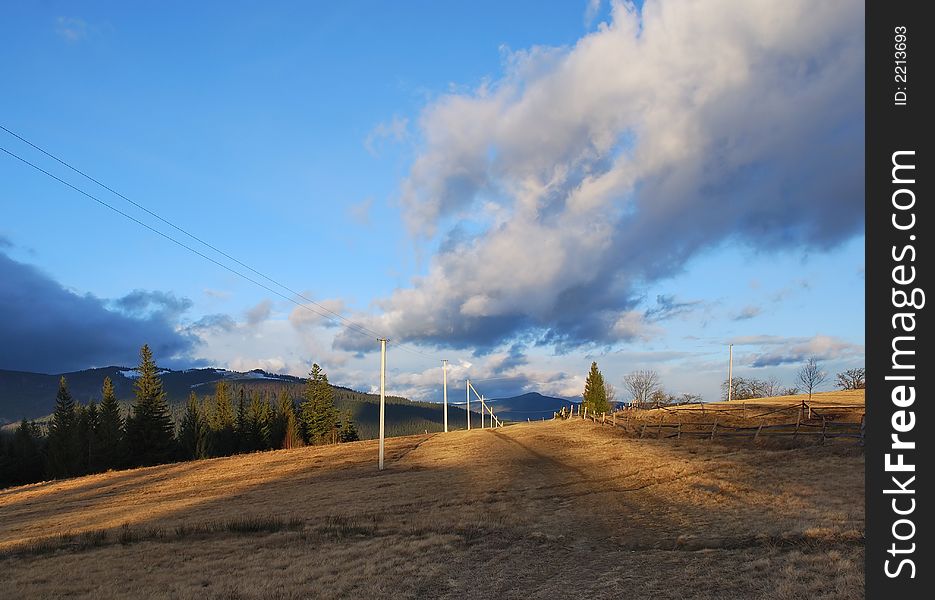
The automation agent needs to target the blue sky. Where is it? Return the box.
[0,1,864,403]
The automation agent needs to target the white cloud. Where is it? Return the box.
[337,0,864,353]
[55,17,90,42]
[364,115,409,156]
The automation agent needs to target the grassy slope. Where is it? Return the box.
[0,400,864,600]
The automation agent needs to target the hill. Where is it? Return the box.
[485,391,577,421]
[0,418,863,599]
[0,366,458,440]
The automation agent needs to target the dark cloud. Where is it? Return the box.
[245,299,272,326]
[645,295,703,322]
[188,313,237,334]
[112,289,193,319]
[731,305,762,321]
[0,252,199,373]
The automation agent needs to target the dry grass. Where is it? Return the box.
[0,414,863,599]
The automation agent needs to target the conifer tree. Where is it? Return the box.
[283,403,303,449]
[46,376,80,478]
[246,391,271,451]
[96,377,124,470]
[75,403,95,475]
[271,391,302,449]
[125,345,176,466]
[208,380,236,456]
[179,392,210,460]
[582,362,610,415]
[299,364,338,444]
[7,420,44,485]
[337,411,360,443]
[235,388,248,452]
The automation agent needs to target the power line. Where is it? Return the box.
[1,124,389,343]
[0,143,386,342]
[1,127,448,361]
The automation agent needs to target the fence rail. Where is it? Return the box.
[554,403,864,445]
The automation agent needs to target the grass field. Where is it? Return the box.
[0,393,864,599]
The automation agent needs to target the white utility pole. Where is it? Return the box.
[466,378,471,430]
[378,338,387,470]
[442,360,449,433]
[727,343,733,402]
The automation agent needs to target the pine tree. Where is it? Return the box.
[74,403,94,475]
[46,376,80,478]
[235,388,248,452]
[246,391,271,451]
[283,405,303,449]
[582,362,610,415]
[271,391,302,449]
[299,364,338,444]
[337,411,360,443]
[208,380,236,456]
[125,345,176,466]
[6,420,45,485]
[96,377,124,470]
[179,392,209,460]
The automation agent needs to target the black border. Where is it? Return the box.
[866,1,930,597]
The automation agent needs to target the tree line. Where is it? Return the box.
[0,345,358,489]
[578,359,865,413]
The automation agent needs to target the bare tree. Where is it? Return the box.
[836,367,865,390]
[678,393,703,405]
[623,370,661,408]
[797,357,827,404]
[649,389,675,408]
[604,382,617,408]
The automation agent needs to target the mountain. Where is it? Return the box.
[485,392,578,422]
[0,366,454,440]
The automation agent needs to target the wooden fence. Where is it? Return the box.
[555,403,864,445]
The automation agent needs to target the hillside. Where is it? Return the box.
[485,391,577,421]
[0,418,863,599]
[0,366,459,440]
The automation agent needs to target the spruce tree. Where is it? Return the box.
[179,392,209,460]
[208,380,236,456]
[75,403,94,475]
[271,391,302,449]
[46,376,80,478]
[338,411,360,443]
[299,364,338,444]
[125,345,176,466]
[96,377,124,470]
[235,388,248,452]
[7,420,45,485]
[582,362,610,415]
[246,391,271,451]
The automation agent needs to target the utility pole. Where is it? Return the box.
[727,343,733,403]
[466,378,471,430]
[378,338,387,470]
[442,360,449,433]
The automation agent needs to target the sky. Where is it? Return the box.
[0,0,865,404]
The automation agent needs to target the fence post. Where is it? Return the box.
[602,412,606,425]
[677,422,682,440]
[710,419,718,440]
[640,424,646,439]
[820,416,827,445]
[793,412,801,441]
[754,421,763,442]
